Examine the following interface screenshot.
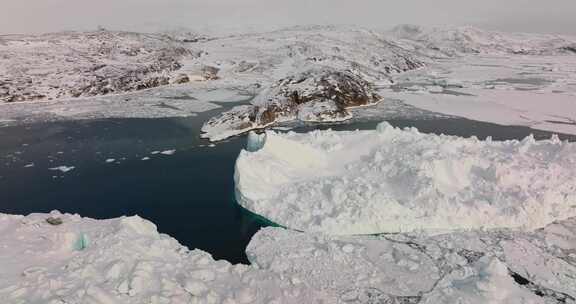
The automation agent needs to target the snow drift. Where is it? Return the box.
[235,122,576,235]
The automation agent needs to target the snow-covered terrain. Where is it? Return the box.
[1,25,575,139]
[235,122,576,235]
[2,211,575,303]
[2,25,576,304]
[0,31,199,103]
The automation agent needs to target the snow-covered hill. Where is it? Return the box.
[0,31,197,103]
[187,25,426,84]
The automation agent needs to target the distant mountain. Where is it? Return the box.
[388,24,576,57]
[190,25,426,84]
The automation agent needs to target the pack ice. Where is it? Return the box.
[235,122,576,235]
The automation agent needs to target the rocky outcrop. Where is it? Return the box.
[201,68,380,141]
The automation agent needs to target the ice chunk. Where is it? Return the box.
[160,149,176,155]
[246,131,267,152]
[49,166,75,173]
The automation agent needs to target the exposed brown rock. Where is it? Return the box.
[202,68,381,139]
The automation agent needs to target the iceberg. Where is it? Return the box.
[235,122,576,235]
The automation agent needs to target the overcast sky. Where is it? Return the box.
[2,0,576,35]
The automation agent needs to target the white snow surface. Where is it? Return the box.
[235,122,576,235]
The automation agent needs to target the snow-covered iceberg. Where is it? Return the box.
[235,122,576,235]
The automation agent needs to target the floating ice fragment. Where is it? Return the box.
[160,149,176,155]
[49,166,75,173]
[105,158,116,163]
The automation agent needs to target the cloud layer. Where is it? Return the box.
[2,0,575,35]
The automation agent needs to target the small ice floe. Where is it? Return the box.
[160,149,176,155]
[105,158,116,163]
[208,144,216,147]
[49,166,75,173]
[272,126,294,131]
[24,163,35,168]
[141,157,150,161]
[150,151,161,155]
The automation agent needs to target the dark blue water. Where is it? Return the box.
[1,111,574,264]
